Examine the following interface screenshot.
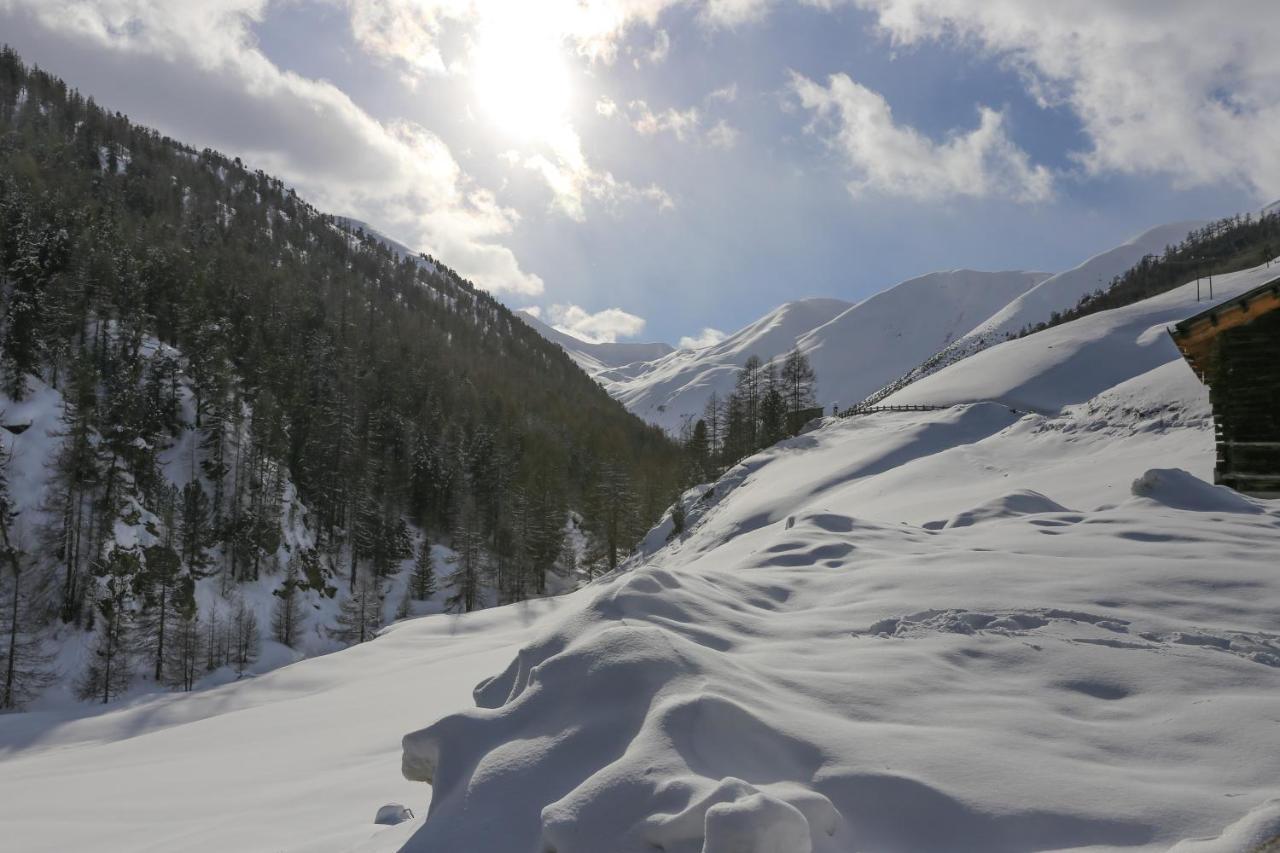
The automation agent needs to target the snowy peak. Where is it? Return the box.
[604,297,855,431]
[798,269,1049,409]
[517,311,675,376]
[693,297,856,362]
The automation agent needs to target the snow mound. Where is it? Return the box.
[1167,799,1280,852]
[1130,468,1263,514]
[935,489,1072,529]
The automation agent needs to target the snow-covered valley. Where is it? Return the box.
[3,258,1278,852]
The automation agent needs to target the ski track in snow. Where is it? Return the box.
[3,262,1280,852]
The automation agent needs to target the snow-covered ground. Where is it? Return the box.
[3,261,1280,852]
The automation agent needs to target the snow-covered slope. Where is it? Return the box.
[877,221,1203,400]
[970,221,1202,343]
[797,269,1049,410]
[517,311,675,377]
[4,261,1279,853]
[881,256,1280,413]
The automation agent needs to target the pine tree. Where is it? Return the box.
[1,448,53,709]
[164,602,202,692]
[760,384,787,447]
[781,347,817,432]
[135,541,183,683]
[203,603,222,672]
[736,355,763,451]
[329,571,382,644]
[178,480,211,574]
[409,537,437,601]
[78,547,138,704]
[703,392,725,465]
[271,559,305,648]
[229,598,260,675]
[446,501,487,613]
[686,419,711,482]
[583,462,637,577]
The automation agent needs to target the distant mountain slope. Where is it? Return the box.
[862,222,1205,405]
[966,221,1204,342]
[605,297,855,431]
[516,312,674,376]
[796,269,1050,410]
[600,271,1048,433]
[883,256,1280,413]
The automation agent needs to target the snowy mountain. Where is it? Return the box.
[796,269,1049,410]
[875,221,1205,398]
[604,297,853,431]
[5,256,1278,853]
[516,311,675,376]
[964,221,1203,342]
[599,271,1048,433]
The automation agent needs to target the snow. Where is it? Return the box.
[3,262,1280,852]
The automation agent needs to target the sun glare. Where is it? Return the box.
[470,21,572,143]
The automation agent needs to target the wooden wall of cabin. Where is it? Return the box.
[1209,308,1280,495]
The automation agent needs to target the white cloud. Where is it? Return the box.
[520,305,543,319]
[700,0,773,27]
[630,100,702,141]
[679,327,727,349]
[705,119,739,149]
[853,0,1280,199]
[647,29,671,63]
[519,125,674,220]
[707,83,739,103]
[791,71,1053,202]
[595,96,619,117]
[620,98,741,149]
[548,304,647,343]
[2,0,545,295]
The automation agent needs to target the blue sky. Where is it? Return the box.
[1,1,1273,346]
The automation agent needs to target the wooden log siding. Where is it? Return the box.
[1170,276,1280,496]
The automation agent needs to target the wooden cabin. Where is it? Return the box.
[1169,275,1280,497]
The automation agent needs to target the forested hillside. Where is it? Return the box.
[0,48,683,708]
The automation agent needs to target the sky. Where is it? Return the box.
[1,1,1276,347]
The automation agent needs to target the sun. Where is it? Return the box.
[470,20,572,143]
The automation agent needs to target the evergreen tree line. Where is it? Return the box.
[681,348,818,484]
[0,48,684,708]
